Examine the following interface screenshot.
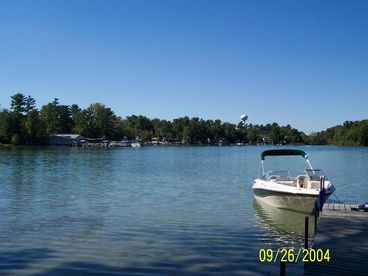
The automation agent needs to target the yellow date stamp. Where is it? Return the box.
[259,248,330,263]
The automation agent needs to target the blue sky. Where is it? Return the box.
[0,0,367,133]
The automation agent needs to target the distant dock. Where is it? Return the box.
[304,203,368,275]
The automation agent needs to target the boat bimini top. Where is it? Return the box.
[261,149,307,160]
[260,149,314,175]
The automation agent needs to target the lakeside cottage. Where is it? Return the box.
[45,134,85,146]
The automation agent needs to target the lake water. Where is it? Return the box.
[0,146,367,275]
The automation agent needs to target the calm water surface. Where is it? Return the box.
[0,146,367,275]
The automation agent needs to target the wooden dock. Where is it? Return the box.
[304,203,368,276]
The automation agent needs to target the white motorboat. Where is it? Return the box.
[109,140,130,147]
[131,141,142,148]
[252,149,335,213]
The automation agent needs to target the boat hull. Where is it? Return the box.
[254,189,318,214]
[253,187,330,214]
[252,177,335,214]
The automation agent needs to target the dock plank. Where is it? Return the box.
[304,207,368,275]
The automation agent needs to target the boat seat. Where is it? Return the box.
[297,175,308,188]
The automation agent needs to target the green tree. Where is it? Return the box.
[182,125,191,144]
[358,121,368,146]
[83,103,116,138]
[0,109,17,142]
[247,128,260,144]
[10,93,27,114]
[270,123,281,144]
[112,116,128,140]
[40,98,72,135]
[40,98,60,135]
[70,104,86,134]
[57,105,72,133]
[25,95,36,113]
[152,118,173,140]
[25,109,41,143]
[308,132,327,145]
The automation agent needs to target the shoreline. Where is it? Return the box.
[1,143,366,148]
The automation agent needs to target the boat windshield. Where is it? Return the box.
[305,169,327,180]
[263,170,292,181]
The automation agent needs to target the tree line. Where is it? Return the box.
[0,93,367,146]
[308,120,368,146]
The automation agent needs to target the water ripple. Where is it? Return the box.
[1,146,362,274]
